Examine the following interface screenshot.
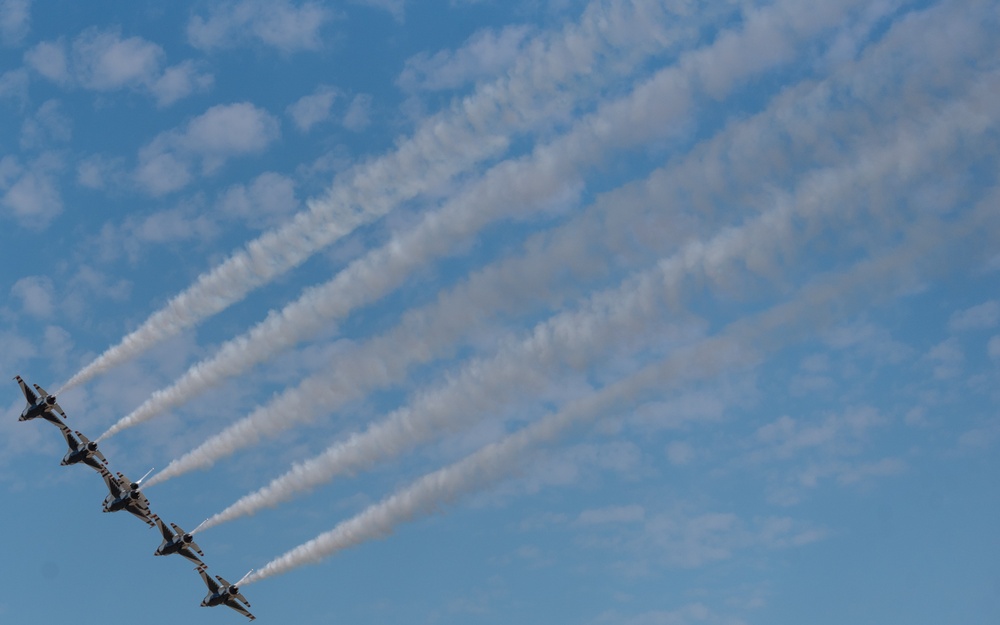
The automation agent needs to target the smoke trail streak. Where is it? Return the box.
[242,196,1000,584]
[60,0,714,394]
[100,0,883,441]
[147,0,1000,485]
[197,75,1000,529]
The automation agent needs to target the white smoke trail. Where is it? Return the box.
[197,73,1000,530]
[241,197,1000,584]
[60,0,716,394]
[147,0,1000,485]
[99,0,853,440]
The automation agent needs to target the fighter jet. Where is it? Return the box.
[14,375,67,427]
[100,468,155,527]
[198,567,256,621]
[57,426,107,472]
[152,516,205,567]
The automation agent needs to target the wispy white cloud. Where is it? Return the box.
[666,441,697,466]
[751,406,885,462]
[11,275,55,318]
[0,0,30,47]
[148,60,214,108]
[23,28,213,104]
[948,300,999,332]
[353,0,405,22]
[575,504,646,526]
[75,154,127,191]
[70,27,163,90]
[135,102,281,195]
[19,99,71,151]
[187,0,336,52]
[217,172,300,229]
[341,93,372,132]
[0,68,28,106]
[398,25,533,92]
[925,338,964,380]
[0,153,63,228]
[23,39,68,84]
[99,202,222,263]
[989,336,1000,360]
[287,86,337,132]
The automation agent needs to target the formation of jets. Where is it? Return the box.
[14,375,256,621]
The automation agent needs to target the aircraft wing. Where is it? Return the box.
[15,376,37,404]
[154,516,172,541]
[223,599,255,621]
[200,568,221,594]
[177,547,205,567]
[57,424,78,448]
[125,503,155,527]
[100,470,124,498]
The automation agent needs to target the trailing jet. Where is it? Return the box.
[153,516,205,567]
[101,468,155,527]
[198,567,256,621]
[57,426,107,472]
[14,375,67,427]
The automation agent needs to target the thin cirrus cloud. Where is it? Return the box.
[22,27,212,106]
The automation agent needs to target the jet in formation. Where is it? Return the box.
[153,516,205,567]
[101,468,155,527]
[57,426,107,472]
[15,375,66,427]
[198,567,256,621]
[15,375,257,618]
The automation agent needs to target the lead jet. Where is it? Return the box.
[100,468,155,527]
[14,375,67,427]
[152,516,205,567]
[57,426,107,472]
[198,567,256,621]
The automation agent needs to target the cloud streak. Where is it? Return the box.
[61,0,721,395]
[196,68,1000,529]
[99,0,841,439]
[242,192,1000,583]
[146,0,999,486]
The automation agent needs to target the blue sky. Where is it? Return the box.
[2,0,999,623]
